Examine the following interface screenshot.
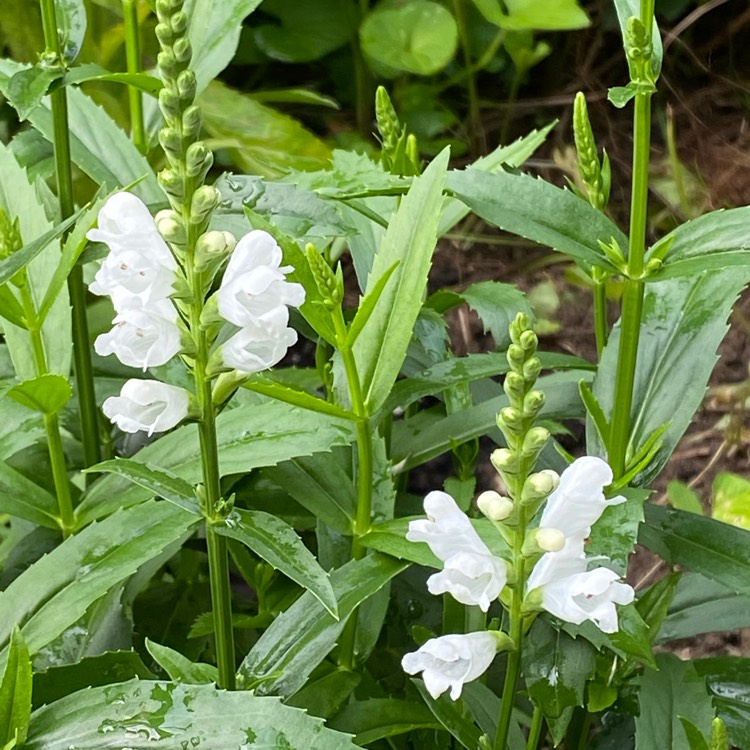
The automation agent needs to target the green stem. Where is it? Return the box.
[20,285,75,536]
[39,0,101,470]
[593,281,608,358]
[452,0,483,155]
[333,310,373,670]
[526,706,545,750]
[122,0,146,153]
[574,711,592,750]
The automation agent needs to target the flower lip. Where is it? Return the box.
[102,379,189,436]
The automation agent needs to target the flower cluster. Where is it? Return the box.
[88,193,304,435]
[402,456,634,700]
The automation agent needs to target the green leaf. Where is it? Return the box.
[0,60,162,205]
[237,553,407,697]
[647,207,750,279]
[642,505,750,596]
[250,88,339,109]
[31,651,154,709]
[6,374,71,415]
[185,0,264,92]
[0,286,26,329]
[0,629,31,748]
[667,479,704,515]
[352,148,449,412]
[0,501,199,669]
[446,168,626,271]
[635,653,714,750]
[200,81,331,178]
[330,698,440,744]
[23,680,361,750]
[636,572,680,644]
[76,400,357,524]
[590,269,750,485]
[84,458,199,515]
[579,380,610,447]
[712,472,750,530]
[472,0,589,30]
[0,459,59,529]
[286,668,360,720]
[145,640,218,685]
[6,66,63,120]
[55,0,87,63]
[523,620,595,742]
[360,1,458,75]
[214,508,338,618]
[412,679,486,750]
[253,0,355,63]
[679,719,710,750]
[695,657,750,749]
[51,63,163,96]
[345,260,400,348]
[658,574,750,643]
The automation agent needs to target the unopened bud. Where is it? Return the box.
[491,448,517,475]
[159,126,181,161]
[477,490,513,522]
[503,371,525,402]
[177,69,196,104]
[158,169,184,202]
[155,22,174,47]
[536,527,566,552]
[521,426,550,460]
[182,105,202,140]
[522,356,541,382]
[519,329,537,353]
[173,37,192,64]
[497,406,522,433]
[509,312,531,344]
[190,186,220,224]
[158,86,181,120]
[185,141,212,179]
[521,469,559,506]
[195,230,236,273]
[506,343,525,371]
[523,389,545,418]
[155,209,186,246]
[170,10,188,35]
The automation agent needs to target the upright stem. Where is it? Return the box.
[526,706,545,750]
[122,0,146,153]
[593,281,608,358]
[39,0,102,469]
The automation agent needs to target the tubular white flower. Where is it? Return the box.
[402,631,500,700]
[407,491,507,611]
[102,379,189,436]
[217,229,305,327]
[95,299,181,370]
[221,320,298,375]
[526,550,634,633]
[537,456,625,553]
[87,192,177,310]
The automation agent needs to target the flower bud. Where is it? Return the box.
[177,69,196,104]
[477,490,513,522]
[195,230,236,274]
[497,406,522,434]
[158,169,185,203]
[306,244,342,308]
[185,141,213,180]
[156,0,182,19]
[506,343,525,371]
[519,329,537,353]
[155,22,174,47]
[173,37,192,64]
[190,185,220,225]
[158,126,182,162]
[182,105,202,140]
[523,389,545,418]
[535,527,566,552]
[503,371,525,402]
[155,209,187,247]
[170,10,188,35]
[509,312,531,344]
[158,85,181,120]
[522,356,541,382]
[521,426,550,460]
[491,448,517,475]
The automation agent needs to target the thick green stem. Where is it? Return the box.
[608,91,652,478]
[526,706,545,750]
[122,0,146,153]
[40,0,102,469]
[593,281,608,358]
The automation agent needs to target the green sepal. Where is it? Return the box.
[6,374,72,415]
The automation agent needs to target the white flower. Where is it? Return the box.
[88,192,177,310]
[537,456,625,554]
[526,550,634,633]
[407,491,507,612]
[221,319,299,375]
[103,379,189,436]
[217,230,305,328]
[95,299,181,370]
[402,631,500,700]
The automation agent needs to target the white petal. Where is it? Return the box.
[103,379,189,435]
[427,552,506,611]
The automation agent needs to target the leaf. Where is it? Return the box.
[658,574,750,643]
[23,680,361,750]
[85,458,199,515]
[0,286,26,329]
[6,66,63,120]
[76,400,357,524]
[55,0,87,63]
[695,657,750,749]
[524,620,595,738]
[636,572,680,644]
[237,554,407,697]
[679,719,710,750]
[0,501,199,669]
[286,669,360,719]
[446,168,626,271]
[6,374,72,415]
[145,640,218,685]
[634,653,714,750]
[0,59,162,205]
[589,269,750,485]
[200,81,331,178]
[185,0,264,92]
[214,508,338,618]
[667,480,704,515]
[346,260,400,348]
[0,629,31,748]
[352,148,449,412]
[52,63,163,96]
[471,0,589,30]
[0,459,59,529]
[646,207,750,279]
[360,1,458,75]
[412,679,486,750]
[712,472,750,530]
[330,698,440,744]
[641,505,750,596]
[253,0,355,63]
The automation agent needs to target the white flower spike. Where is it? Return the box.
[402,631,501,700]
[407,491,507,612]
[103,379,189,436]
[217,230,305,328]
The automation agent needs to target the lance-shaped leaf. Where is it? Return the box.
[330,698,440,744]
[0,629,31,749]
[23,680,361,750]
[145,640,218,685]
[7,374,72,415]
[0,459,59,529]
[446,168,627,271]
[55,0,87,63]
[214,508,338,618]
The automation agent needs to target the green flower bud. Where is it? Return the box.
[185,141,212,179]
[503,371,525,402]
[711,717,728,750]
[509,312,531,345]
[159,86,181,120]
[212,369,248,407]
[173,37,192,64]
[521,426,550,460]
[375,85,400,151]
[158,169,185,202]
[522,356,542,383]
[155,22,174,47]
[491,448,518,475]
[170,10,188,35]
[521,469,559,505]
[477,490,513,522]
[306,244,342,309]
[182,105,202,140]
[155,209,187,247]
[189,185,220,225]
[506,343,525,372]
[158,126,182,161]
[157,50,178,82]
[519,329,537,353]
[523,389,545,419]
[156,0,183,19]
[177,69,197,105]
[497,406,522,434]
[0,209,21,259]
[195,230,236,274]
